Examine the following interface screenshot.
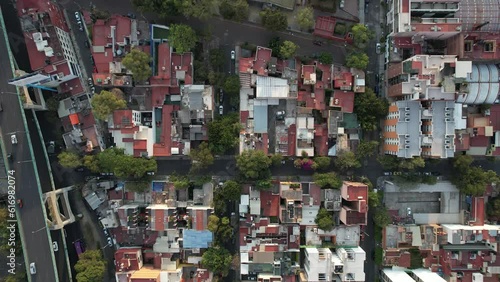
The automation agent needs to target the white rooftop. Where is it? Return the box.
[382,269,415,282]
[412,269,446,282]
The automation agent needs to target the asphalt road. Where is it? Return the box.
[58,0,348,63]
[0,21,58,282]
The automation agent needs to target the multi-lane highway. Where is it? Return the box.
[0,8,58,282]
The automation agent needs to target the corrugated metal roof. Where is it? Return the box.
[183,230,213,249]
[254,105,268,133]
[256,76,290,98]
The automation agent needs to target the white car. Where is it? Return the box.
[52,241,59,252]
[107,237,113,246]
[29,263,36,274]
[11,134,17,145]
[219,105,223,115]
[231,50,235,60]
[376,43,381,54]
[75,11,80,20]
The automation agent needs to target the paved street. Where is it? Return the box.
[0,10,58,282]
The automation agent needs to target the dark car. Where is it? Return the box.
[313,40,323,46]
[84,41,89,48]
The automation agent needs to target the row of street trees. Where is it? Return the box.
[346,24,374,70]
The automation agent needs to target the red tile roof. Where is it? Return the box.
[156,43,171,80]
[133,140,147,157]
[239,57,254,73]
[314,81,326,110]
[196,210,205,231]
[343,181,368,201]
[490,105,500,131]
[112,109,133,128]
[265,226,279,234]
[331,90,355,113]
[69,113,80,125]
[314,124,329,156]
[154,209,165,231]
[260,191,280,217]
[471,197,485,225]
[264,245,279,252]
[313,16,336,38]
[334,72,353,89]
[240,111,249,124]
[254,47,272,76]
[151,86,169,107]
[114,247,142,272]
[302,65,315,81]
[58,77,85,96]
[455,133,470,151]
[92,49,114,73]
[92,15,131,47]
[470,135,490,147]
[171,53,193,85]
[152,105,173,156]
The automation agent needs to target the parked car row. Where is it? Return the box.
[384,171,440,176]
[74,12,84,31]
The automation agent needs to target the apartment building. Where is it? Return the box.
[339,182,368,226]
[302,247,366,282]
[381,269,446,282]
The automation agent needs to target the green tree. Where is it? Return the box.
[189,142,214,173]
[207,113,240,154]
[169,172,190,189]
[74,250,106,282]
[260,8,288,31]
[373,207,391,228]
[313,172,342,189]
[315,208,334,231]
[313,156,331,170]
[356,140,379,160]
[46,97,59,112]
[318,52,333,65]
[122,48,152,82]
[176,0,218,20]
[279,40,298,59]
[208,71,226,87]
[207,214,220,233]
[346,52,370,70]
[126,181,151,193]
[297,6,314,30]
[83,155,100,172]
[209,49,225,70]
[399,157,425,170]
[202,246,233,277]
[223,75,240,95]
[236,150,272,180]
[220,0,249,22]
[377,155,400,170]
[270,154,284,166]
[58,151,82,168]
[92,148,157,179]
[91,90,127,120]
[354,87,389,131]
[487,197,500,220]
[335,151,361,172]
[368,190,381,208]
[256,178,273,190]
[132,0,181,17]
[268,37,283,58]
[212,189,227,215]
[215,217,234,242]
[168,24,197,53]
[453,167,498,196]
[453,154,474,171]
[221,180,241,201]
[350,23,374,49]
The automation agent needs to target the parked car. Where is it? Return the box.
[107,237,113,246]
[376,43,381,54]
[313,40,323,46]
[231,50,235,60]
[87,78,93,85]
[29,263,36,275]
[219,89,224,103]
[104,229,109,236]
[74,11,80,21]
[219,105,223,115]
[383,172,392,176]
[52,241,59,252]
[84,41,89,48]
[11,134,17,145]
[407,207,412,216]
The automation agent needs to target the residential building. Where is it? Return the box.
[339,181,368,226]
[279,182,322,226]
[381,269,415,282]
[302,247,366,282]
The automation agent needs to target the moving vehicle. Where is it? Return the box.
[16,199,22,208]
[74,240,85,258]
[29,263,36,274]
[11,134,17,145]
[52,241,59,252]
[313,40,323,46]
[231,50,235,60]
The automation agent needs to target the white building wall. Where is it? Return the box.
[337,247,366,282]
[304,248,332,281]
[55,27,81,76]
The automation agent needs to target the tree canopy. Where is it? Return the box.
[268,37,283,58]
[219,0,249,22]
[368,190,381,208]
[280,41,298,59]
[452,156,499,196]
[354,87,388,131]
[208,215,233,243]
[346,52,369,70]
[223,75,240,95]
[122,48,152,82]
[318,52,333,65]
[487,197,500,220]
[356,140,379,160]
[207,113,240,154]
[297,6,315,30]
[315,208,335,231]
[335,151,361,172]
[270,154,284,166]
[176,0,218,20]
[189,142,214,173]
[202,246,233,277]
[168,24,197,53]
[313,172,342,189]
[84,148,157,179]
[91,90,127,120]
[236,150,272,180]
[58,151,82,168]
[132,0,181,17]
[313,156,331,170]
[221,180,242,201]
[351,23,374,49]
[260,8,288,31]
[373,207,391,228]
[74,250,106,282]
